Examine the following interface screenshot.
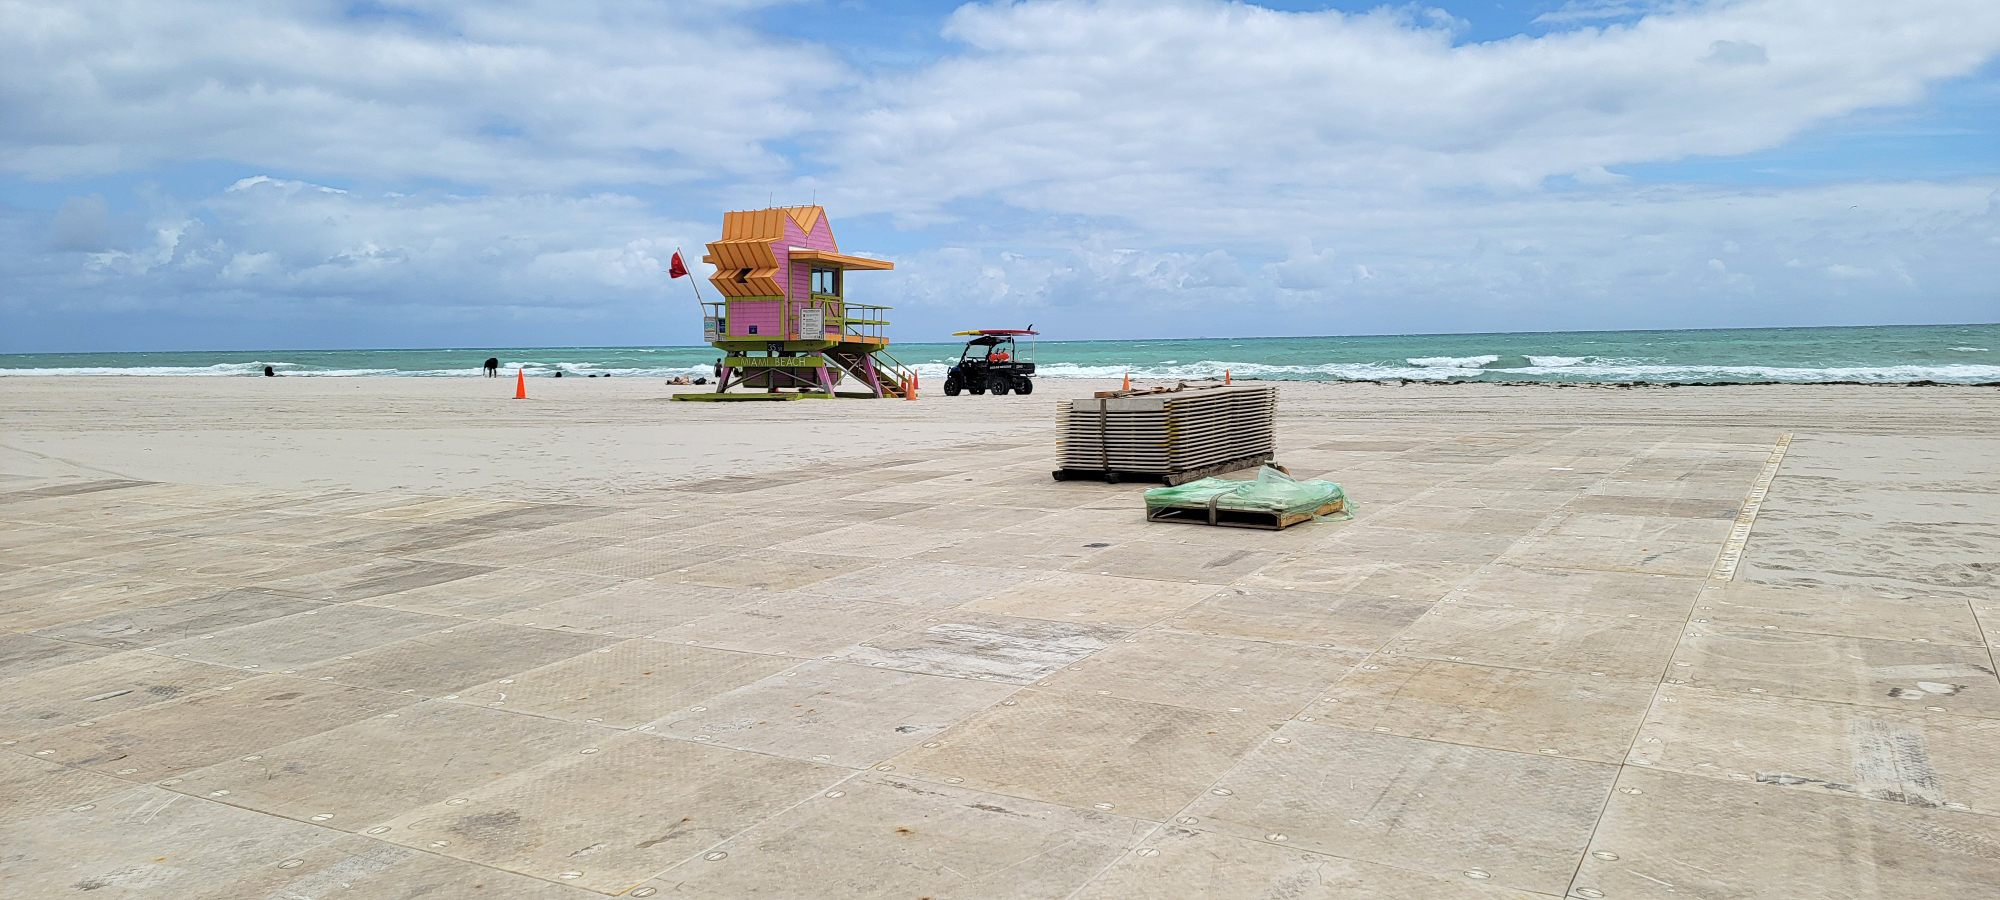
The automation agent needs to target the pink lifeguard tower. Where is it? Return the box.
[672,206,916,400]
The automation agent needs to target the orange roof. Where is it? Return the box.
[786,249,894,271]
[718,205,828,244]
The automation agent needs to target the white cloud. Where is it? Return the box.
[2,0,1997,350]
[814,0,2000,225]
[0,0,841,187]
[866,179,2000,337]
[4,176,715,324]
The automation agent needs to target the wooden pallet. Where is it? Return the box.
[1050,452,1273,485]
[1146,497,1345,530]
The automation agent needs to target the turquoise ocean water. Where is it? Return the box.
[2,324,1996,384]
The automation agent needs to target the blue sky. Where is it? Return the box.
[2,0,1996,352]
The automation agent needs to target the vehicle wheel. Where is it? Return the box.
[1013,377,1033,395]
[989,373,1012,395]
[943,375,962,396]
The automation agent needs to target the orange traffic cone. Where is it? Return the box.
[1225,369,1231,385]
[1121,372,1130,391]
[904,374,917,400]
[514,369,527,399]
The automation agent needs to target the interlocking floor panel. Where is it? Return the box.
[166,700,604,830]
[1501,533,1719,577]
[772,522,981,559]
[880,502,1058,532]
[1564,493,1744,518]
[1065,540,1288,585]
[28,588,323,650]
[295,622,612,695]
[59,539,362,585]
[24,675,417,780]
[405,532,607,567]
[6,420,1996,896]
[1452,564,1701,619]
[1034,629,1366,719]
[453,639,790,727]
[371,731,845,893]
[255,557,496,602]
[149,603,454,670]
[1635,684,2000,814]
[1391,603,1685,680]
[1575,767,2000,900]
[1241,555,1480,600]
[1072,825,1550,900]
[674,550,879,591]
[1313,656,1656,762]
[0,651,255,740]
[360,567,628,619]
[492,579,749,638]
[1697,581,1987,645]
[1315,527,1522,566]
[297,523,503,558]
[648,659,1015,767]
[1671,626,2000,717]
[885,689,1273,820]
[915,529,1120,570]
[1162,586,1429,649]
[962,571,1221,627]
[0,786,336,896]
[0,752,138,826]
[0,632,112,679]
[1184,723,1618,896]
[181,833,599,899]
[672,593,915,656]
[841,612,1127,683]
[1349,502,1554,537]
[810,561,1017,608]
[647,773,1152,899]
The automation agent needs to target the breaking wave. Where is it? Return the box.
[1017,360,2000,384]
[1406,355,1499,368]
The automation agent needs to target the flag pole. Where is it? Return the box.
[676,246,706,307]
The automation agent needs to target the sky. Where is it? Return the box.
[2,0,1996,352]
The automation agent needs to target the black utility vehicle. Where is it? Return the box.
[944,329,1038,396]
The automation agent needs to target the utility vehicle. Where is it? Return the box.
[944,328,1038,396]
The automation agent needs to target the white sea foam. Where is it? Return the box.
[1405,355,1499,368]
[1013,359,2000,384]
[1526,356,1585,367]
[1949,346,1989,352]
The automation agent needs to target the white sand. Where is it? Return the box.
[4,376,1992,499]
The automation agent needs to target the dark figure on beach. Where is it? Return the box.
[554,371,563,378]
[484,358,500,377]
[263,365,275,377]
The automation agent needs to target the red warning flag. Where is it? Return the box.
[668,251,688,279]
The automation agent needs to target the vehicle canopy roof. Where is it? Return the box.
[950,328,1038,336]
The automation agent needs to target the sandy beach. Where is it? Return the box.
[3,376,1998,898]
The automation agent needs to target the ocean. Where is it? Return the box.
[2,324,1996,385]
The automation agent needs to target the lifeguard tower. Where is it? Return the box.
[672,206,916,400]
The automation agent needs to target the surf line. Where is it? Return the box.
[1709,432,1793,583]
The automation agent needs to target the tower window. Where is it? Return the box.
[810,267,841,296]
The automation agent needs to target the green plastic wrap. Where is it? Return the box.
[1143,466,1351,519]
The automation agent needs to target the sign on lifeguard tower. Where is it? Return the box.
[672,206,915,401]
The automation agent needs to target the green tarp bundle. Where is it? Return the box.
[1143,465,1351,518]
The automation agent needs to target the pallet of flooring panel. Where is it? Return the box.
[1145,497,1346,530]
[1050,452,1274,485]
